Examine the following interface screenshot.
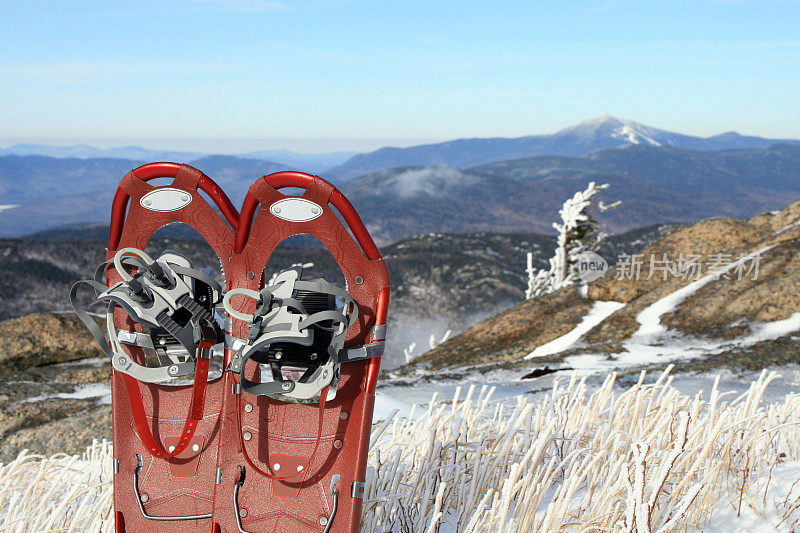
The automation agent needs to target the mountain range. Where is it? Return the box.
[1,115,799,239]
[0,144,357,172]
[328,114,800,180]
[337,143,800,243]
[0,155,294,237]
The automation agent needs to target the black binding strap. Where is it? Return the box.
[70,279,115,359]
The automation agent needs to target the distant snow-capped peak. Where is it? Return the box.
[557,114,670,147]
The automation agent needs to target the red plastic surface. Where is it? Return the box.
[107,163,238,532]
[109,162,239,250]
[104,166,388,532]
[212,172,390,533]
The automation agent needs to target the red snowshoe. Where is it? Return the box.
[72,162,239,531]
[210,171,390,532]
[72,166,390,533]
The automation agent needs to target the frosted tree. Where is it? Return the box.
[526,182,620,299]
[429,329,451,350]
[403,342,417,364]
[402,330,453,364]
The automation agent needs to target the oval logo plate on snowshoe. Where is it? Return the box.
[140,188,193,212]
[269,198,323,222]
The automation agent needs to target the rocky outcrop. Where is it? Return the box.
[0,357,110,462]
[400,198,800,377]
[0,313,104,369]
[0,397,111,461]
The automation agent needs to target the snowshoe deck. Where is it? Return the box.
[210,172,390,533]
[102,163,238,532]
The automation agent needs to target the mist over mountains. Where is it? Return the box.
[1,115,799,240]
[338,144,800,244]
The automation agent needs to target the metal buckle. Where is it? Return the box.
[233,466,253,533]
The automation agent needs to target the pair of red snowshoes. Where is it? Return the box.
[71,162,390,532]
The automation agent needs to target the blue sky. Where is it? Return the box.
[1,0,799,152]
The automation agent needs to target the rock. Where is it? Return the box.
[749,198,800,233]
[0,401,111,462]
[0,357,111,462]
[663,239,800,335]
[588,217,768,303]
[0,313,104,370]
[520,366,563,380]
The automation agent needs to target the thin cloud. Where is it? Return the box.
[176,0,291,12]
[0,61,240,82]
[708,0,800,4]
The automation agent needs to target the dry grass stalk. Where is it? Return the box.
[362,366,800,532]
[1,367,798,532]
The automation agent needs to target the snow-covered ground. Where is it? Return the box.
[706,462,800,531]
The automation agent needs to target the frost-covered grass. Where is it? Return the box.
[0,441,113,532]
[1,368,798,532]
[364,367,800,532]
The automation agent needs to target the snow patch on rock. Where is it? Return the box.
[23,383,111,405]
[633,244,777,340]
[526,300,626,359]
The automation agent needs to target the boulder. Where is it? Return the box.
[0,313,104,369]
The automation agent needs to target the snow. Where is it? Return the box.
[526,182,615,298]
[667,366,800,405]
[633,244,777,340]
[567,114,673,148]
[706,462,800,532]
[525,300,625,359]
[0,204,19,213]
[57,357,107,368]
[373,390,416,420]
[22,383,111,405]
[775,220,800,235]
[741,312,800,344]
[564,338,713,374]
[562,308,800,390]
[612,124,663,146]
